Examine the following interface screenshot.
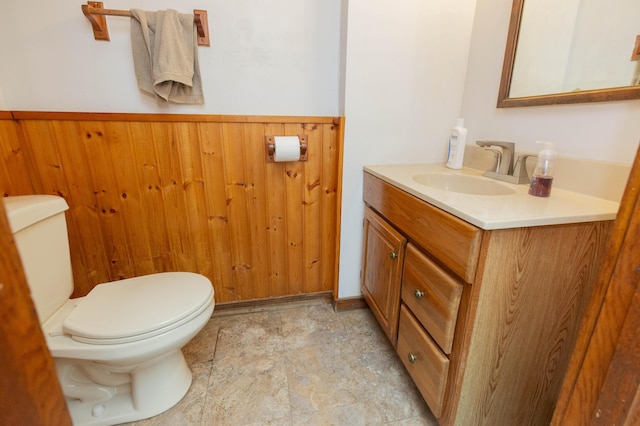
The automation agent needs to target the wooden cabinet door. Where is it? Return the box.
[361,207,406,345]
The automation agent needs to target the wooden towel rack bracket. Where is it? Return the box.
[81,1,210,47]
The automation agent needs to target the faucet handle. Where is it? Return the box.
[512,154,535,182]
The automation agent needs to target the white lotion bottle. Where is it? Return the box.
[445,118,467,169]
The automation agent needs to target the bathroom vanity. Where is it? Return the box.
[361,164,618,425]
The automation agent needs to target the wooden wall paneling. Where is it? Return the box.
[106,124,143,281]
[322,121,340,293]
[52,120,111,295]
[243,123,271,300]
[128,121,173,275]
[302,123,323,294]
[319,121,338,295]
[87,121,136,283]
[222,123,255,300]
[264,122,289,297]
[4,113,343,304]
[151,122,196,273]
[197,122,235,302]
[284,123,305,294]
[19,120,108,295]
[0,119,34,196]
[105,121,155,276]
[18,121,68,196]
[175,122,214,278]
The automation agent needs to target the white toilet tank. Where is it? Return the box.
[3,195,74,324]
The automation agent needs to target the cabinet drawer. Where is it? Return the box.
[363,172,483,283]
[402,244,463,354]
[397,304,449,418]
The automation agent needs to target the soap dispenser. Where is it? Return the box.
[528,141,556,197]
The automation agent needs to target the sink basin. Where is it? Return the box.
[413,173,517,196]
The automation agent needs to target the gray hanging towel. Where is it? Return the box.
[130,9,204,104]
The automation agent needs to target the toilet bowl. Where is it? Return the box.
[3,195,215,425]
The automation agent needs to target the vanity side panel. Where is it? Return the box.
[363,172,483,283]
[452,221,612,426]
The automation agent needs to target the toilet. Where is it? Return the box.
[3,195,215,426]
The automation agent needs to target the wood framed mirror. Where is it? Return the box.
[497,0,640,108]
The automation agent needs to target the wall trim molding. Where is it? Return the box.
[214,293,368,314]
[332,295,367,312]
[7,110,341,124]
[214,291,333,314]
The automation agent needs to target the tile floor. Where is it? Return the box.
[126,301,438,425]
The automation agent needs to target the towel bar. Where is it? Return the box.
[81,1,210,47]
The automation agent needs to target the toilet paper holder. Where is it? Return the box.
[265,135,308,162]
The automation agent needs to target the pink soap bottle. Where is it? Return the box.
[528,141,556,197]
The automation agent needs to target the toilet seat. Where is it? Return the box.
[63,272,213,345]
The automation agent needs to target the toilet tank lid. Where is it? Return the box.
[2,195,69,233]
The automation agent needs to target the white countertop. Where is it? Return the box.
[364,163,620,230]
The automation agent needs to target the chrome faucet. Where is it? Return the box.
[483,148,502,173]
[476,141,515,175]
[475,141,530,184]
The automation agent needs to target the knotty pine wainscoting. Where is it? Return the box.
[0,111,344,305]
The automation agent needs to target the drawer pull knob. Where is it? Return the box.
[414,289,425,300]
[408,353,417,364]
[389,251,398,260]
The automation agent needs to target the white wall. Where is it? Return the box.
[460,0,640,164]
[337,0,477,297]
[0,0,343,115]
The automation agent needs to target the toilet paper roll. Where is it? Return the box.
[273,136,301,162]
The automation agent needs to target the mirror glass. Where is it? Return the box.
[498,0,640,107]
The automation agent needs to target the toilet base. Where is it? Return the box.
[58,349,192,426]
